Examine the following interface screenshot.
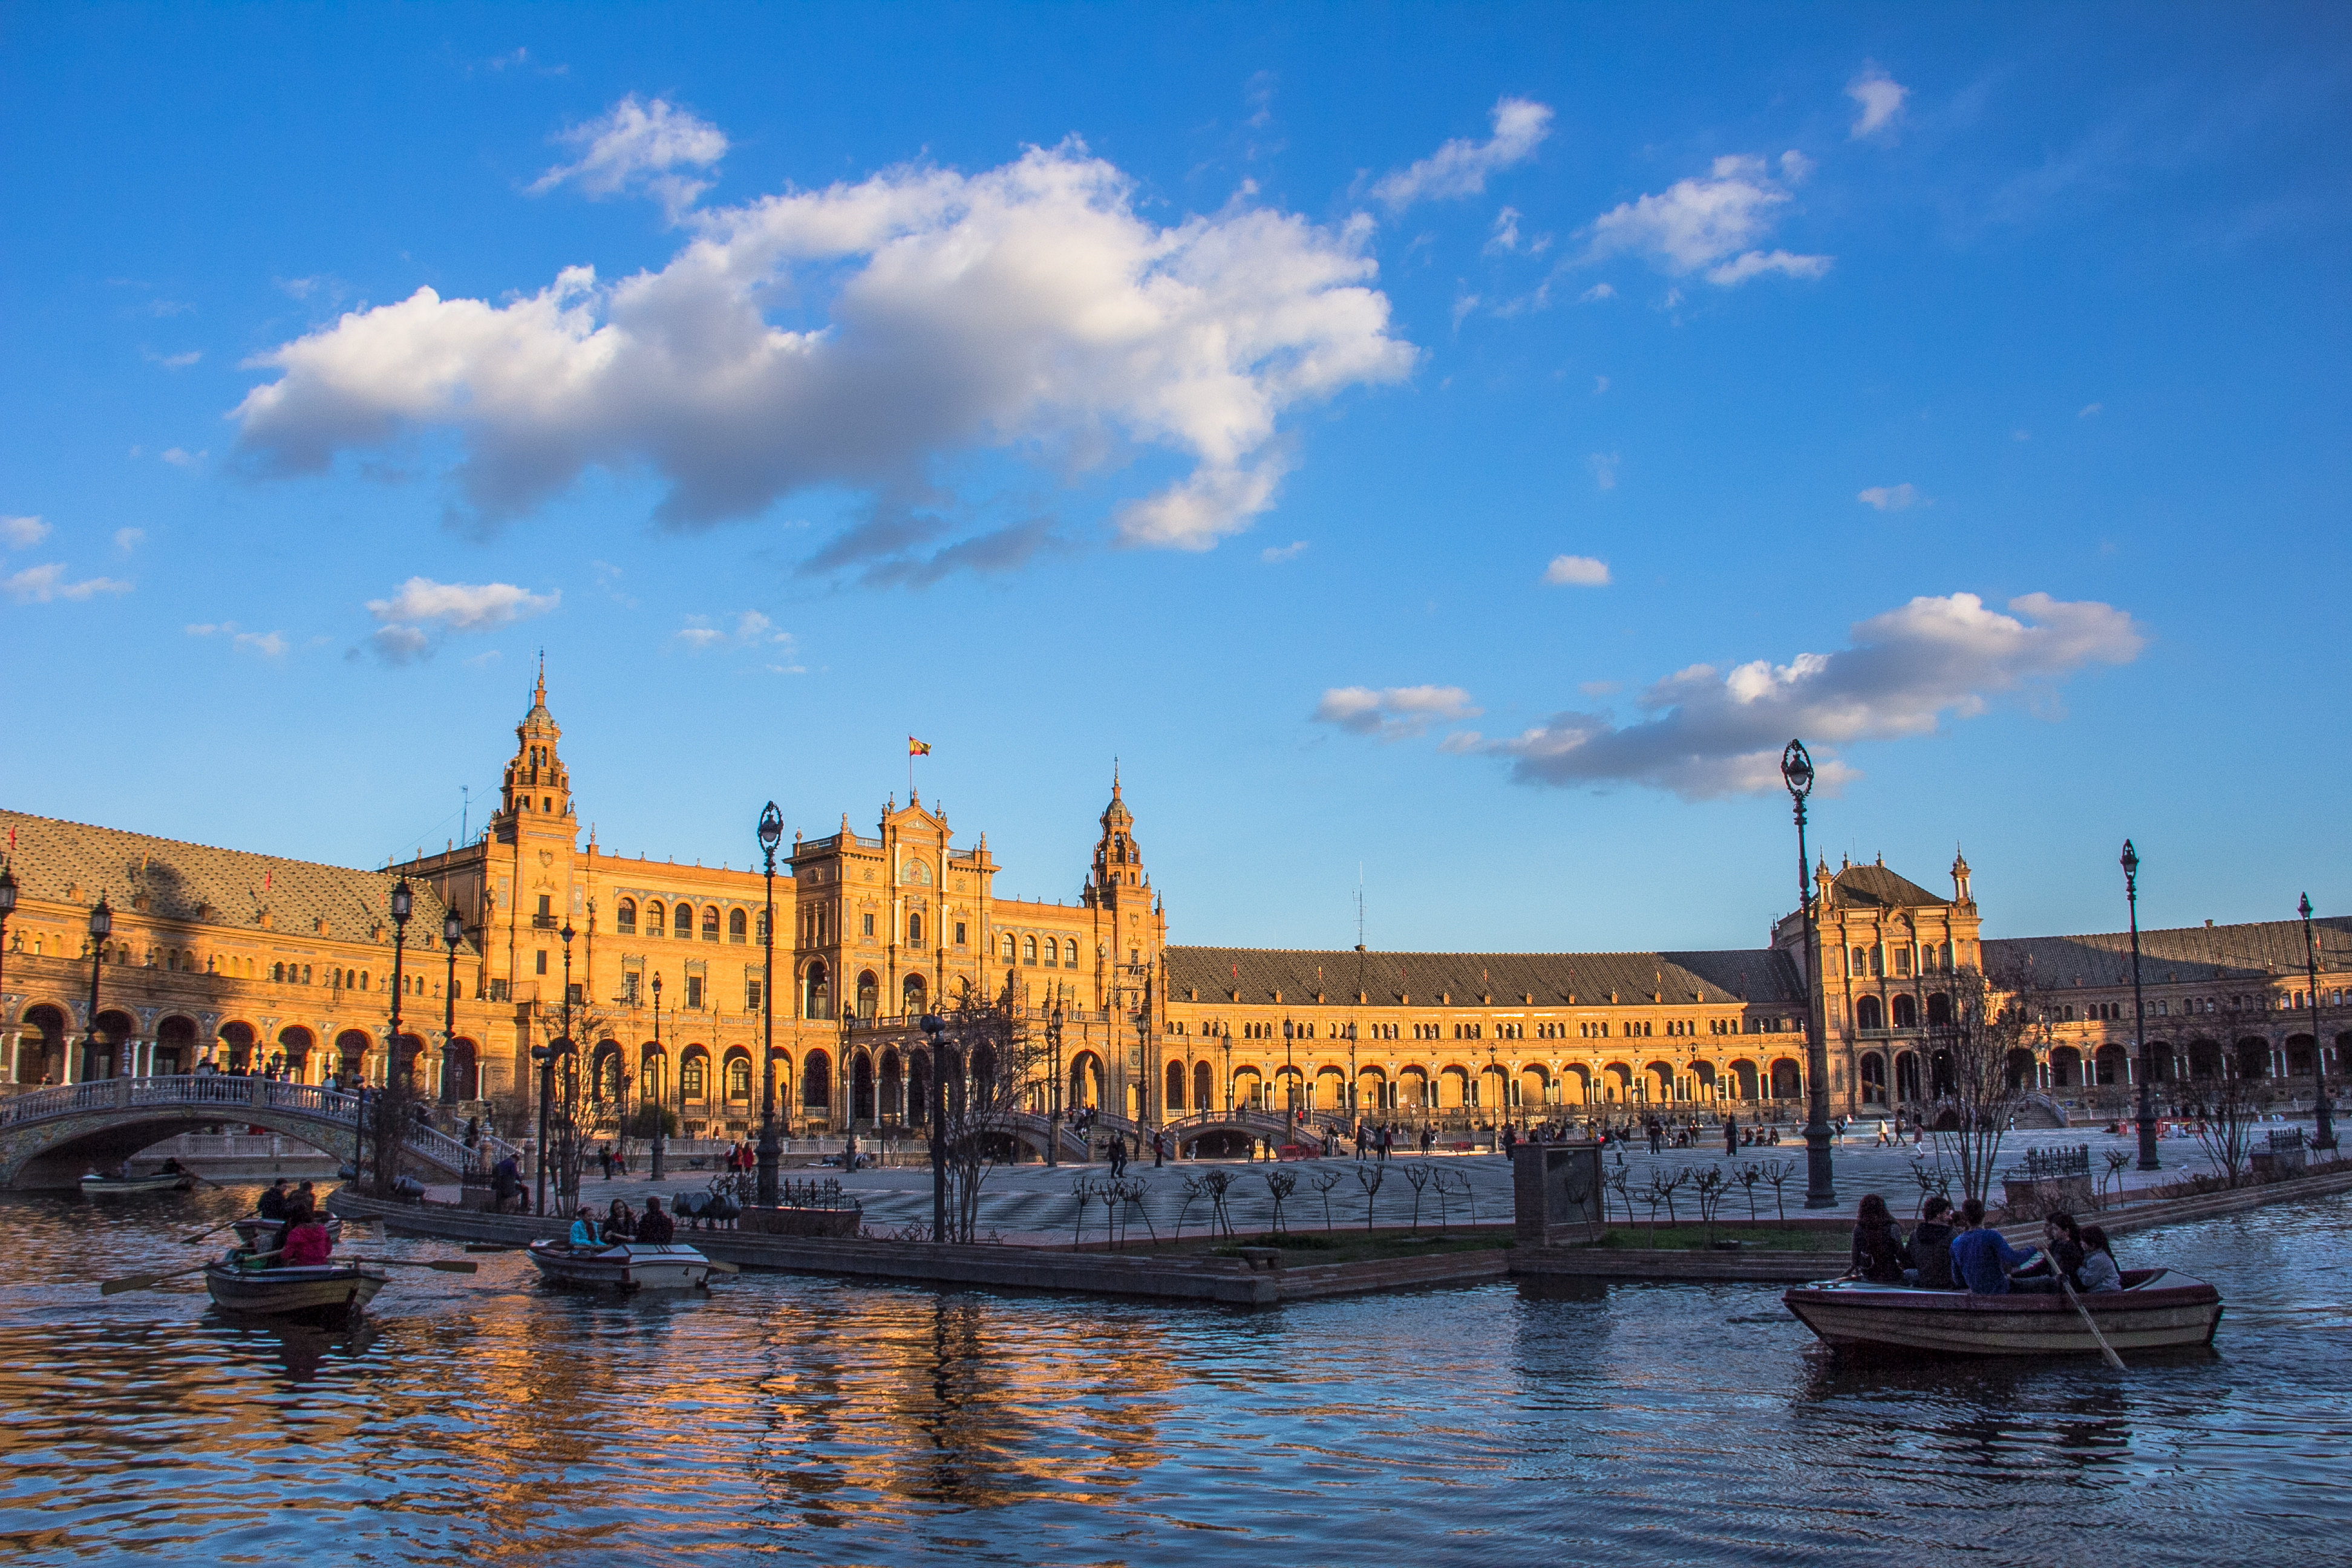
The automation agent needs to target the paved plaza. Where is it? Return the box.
[415,1118,2293,1245]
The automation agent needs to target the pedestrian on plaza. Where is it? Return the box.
[1723,1116,1738,1157]
[598,1144,613,1180]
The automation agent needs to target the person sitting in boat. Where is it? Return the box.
[636,1196,676,1247]
[1910,1197,1959,1290]
[570,1207,602,1249]
[1950,1199,2039,1295]
[256,1178,292,1222]
[605,1198,638,1241]
[2010,1212,2087,1295]
[2076,1226,2123,1293]
[1849,1194,1912,1284]
[279,1210,335,1268]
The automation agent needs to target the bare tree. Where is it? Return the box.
[1926,962,2048,1204]
[1353,1162,1386,1235]
[1310,1168,1343,1232]
[2189,1048,2262,1187]
[929,983,1050,1245]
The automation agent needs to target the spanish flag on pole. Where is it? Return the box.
[908,736,931,756]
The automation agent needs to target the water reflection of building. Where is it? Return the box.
[1,671,2344,1133]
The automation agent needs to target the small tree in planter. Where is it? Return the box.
[1310,1168,1343,1232]
[1262,1168,1299,1236]
[1354,1161,1387,1236]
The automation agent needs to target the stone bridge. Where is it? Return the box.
[1164,1110,1328,1154]
[0,1075,518,1189]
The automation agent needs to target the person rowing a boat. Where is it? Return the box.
[256,1178,292,1222]
[2010,1212,2088,1295]
[279,1209,334,1268]
[1950,1198,2040,1295]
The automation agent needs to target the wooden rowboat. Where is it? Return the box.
[526,1240,713,1291]
[1783,1268,2223,1356]
[203,1258,388,1324]
[80,1172,197,1195]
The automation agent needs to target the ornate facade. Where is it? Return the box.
[2,673,2344,1142]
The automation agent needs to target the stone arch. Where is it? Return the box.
[2233,1037,2269,1079]
[1895,1050,1922,1102]
[1356,1064,1388,1112]
[220,1020,259,1073]
[851,1049,875,1123]
[1069,1050,1104,1111]
[1927,992,1953,1027]
[1891,993,1918,1029]
[802,1048,832,1115]
[721,1047,753,1106]
[728,908,748,941]
[1640,1059,1674,1105]
[803,959,832,1021]
[1855,995,1884,1031]
[335,1029,371,1083]
[1165,1059,1187,1111]
[679,1045,711,1105]
[879,1047,904,1124]
[2049,1045,2082,1088]
[855,970,879,1020]
[18,1004,68,1085]
[1437,1063,1471,1109]
[154,1015,199,1077]
[1398,1065,1429,1109]
[1232,1064,1264,1110]
[275,1025,316,1080]
[1559,1063,1592,1106]
[1601,1062,1632,1102]
[901,972,927,1016]
[1729,1058,1760,1101]
[1194,1059,1214,1112]
[1859,1051,1887,1104]
[2003,1048,2036,1089]
[1313,1063,1347,1111]
[1518,1063,1550,1108]
[84,1010,136,1080]
[441,1037,480,1102]
[2185,1037,2223,1082]
[1769,1057,1802,1100]
[590,1039,625,1102]
[2284,1033,2316,1077]
[2094,1042,2129,1086]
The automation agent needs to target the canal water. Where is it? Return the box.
[0,1183,2343,1564]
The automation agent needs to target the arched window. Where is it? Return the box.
[902,973,927,1013]
[855,971,879,1019]
[1001,933,1016,962]
[1892,993,1918,1028]
[725,1053,751,1100]
[805,961,832,1020]
[1024,936,1038,964]
[647,902,667,937]
[616,899,637,934]
[681,1053,707,1100]
[907,912,924,946]
[1856,996,1884,1031]
[728,909,747,942]
[702,907,719,941]
[803,1050,832,1110]
[1927,992,1952,1027]
[1850,947,1867,976]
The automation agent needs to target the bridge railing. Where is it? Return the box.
[0,1074,521,1172]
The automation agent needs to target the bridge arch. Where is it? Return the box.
[18,1004,68,1086]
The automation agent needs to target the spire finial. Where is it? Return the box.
[535,649,546,706]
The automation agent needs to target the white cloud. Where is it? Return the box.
[235,140,1414,575]
[1542,554,1610,586]
[1372,97,1553,211]
[1312,684,1482,740]
[1480,592,2144,799]
[366,625,433,665]
[367,577,558,631]
[1578,283,1615,303]
[160,447,205,467]
[1857,483,1923,511]
[4,563,132,603]
[1485,207,1523,254]
[1261,540,1308,564]
[678,609,792,648]
[1451,290,1481,329]
[2079,402,2103,418]
[2013,428,2031,442]
[144,348,202,369]
[113,527,144,553]
[1588,452,1619,491]
[531,94,728,217]
[232,630,289,657]
[1587,154,1831,286]
[2,515,49,548]
[1592,374,1610,394]
[1847,64,1910,140]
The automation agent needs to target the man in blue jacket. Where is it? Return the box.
[1949,1198,2039,1293]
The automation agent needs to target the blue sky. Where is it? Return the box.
[4,3,2347,953]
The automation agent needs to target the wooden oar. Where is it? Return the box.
[703,1259,740,1275]
[343,1256,480,1274]
[103,1248,281,1296]
[178,1217,243,1245]
[2060,1272,2126,1370]
[463,1242,521,1253]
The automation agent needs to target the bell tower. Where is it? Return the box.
[497,662,574,831]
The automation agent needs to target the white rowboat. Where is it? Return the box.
[526,1240,714,1291]
[81,1172,196,1195]
[1783,1268,2223,1356]
[203,1259,388,1323]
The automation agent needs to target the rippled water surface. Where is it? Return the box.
[0,1184,2345,1564]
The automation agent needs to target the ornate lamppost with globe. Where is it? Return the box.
[2302,893,2336,1151]
[2122,841,2160,1171]
[442,907,463,1108]
[757,802,783,1208]
[83,894,113,1083]
[1779,741,1837,1209]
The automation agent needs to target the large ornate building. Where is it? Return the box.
[2,675,2344,1143]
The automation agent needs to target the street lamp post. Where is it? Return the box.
[83,894,114,1084]
[442,909,463,1111]
[920,1012,950,1241]
[1047,1001,1063,1167]
[650,971,667,1180]
[558,920,575,1207]
[2302,893,2335,1151]
[532,1038,556,1217]
[757,802,783,1209]
[380,878,414,1195]
[1780,740,1837,1210]
[0,866,18,1061]
[2123,841,2160,1171]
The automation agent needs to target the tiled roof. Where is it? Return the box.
[1984,916,2352,988]
[1165,946,1806,1007]
[1829,863,1949,909]
[0,809,457,946]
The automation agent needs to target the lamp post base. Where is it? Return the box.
[650,1137,667,1182]
[755,1116,780,1208]
[1802,1125,1837,1208]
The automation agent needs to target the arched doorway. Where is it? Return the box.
[1855,996,1884,1031]
[1895,1050,1922,1102]
[879,1048,904,1125]
[391,1033,426,1091]
[85,1010,135,1080]
[803,960,832,1020]
[1730,1059,1760,1100]
[2094,1043,2128,1086]
[1769,1058,1802,1100]
[1069,1050,1103,1111]
[441,1037,480,1102]
[2234,1037,2269,1079]
[1194,1059,1214,1112]
[1892,994,1918,1029]
[336,1030,371,1086]
[1165,1060,1187,1112]
[155,1015,197,1077]
[901,973,926,1016]
[276,1025,315,1081]
[852,1050,875,1124]
[2004,1048,2036,1089]
[1602,1062,1632,1103]
[221,1021,259,1074]
[802,1049,832,1117]
[2049,1046,2082,1088]
[855,971,878,1021]
[1642,1060,1674,1105]
[19,1005,66,1085]
[1927,992,1952,1027]
[1859,1052,1887,1104]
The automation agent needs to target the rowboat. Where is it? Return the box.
[80,1172,196,1195]
[203,1256,388,1324]
[526,1240,714,1291]
[230,1215,344,1251]
[1783,1269,2224,1356]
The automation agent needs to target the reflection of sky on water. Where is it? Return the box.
[0,1186,2344,1563]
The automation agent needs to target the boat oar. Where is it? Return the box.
[2059,1273,2126,1370]
[178,1217,243,1245]
[343,1256,480,1274]
[704,1259,740,1275]
[103,1249,281,1297]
